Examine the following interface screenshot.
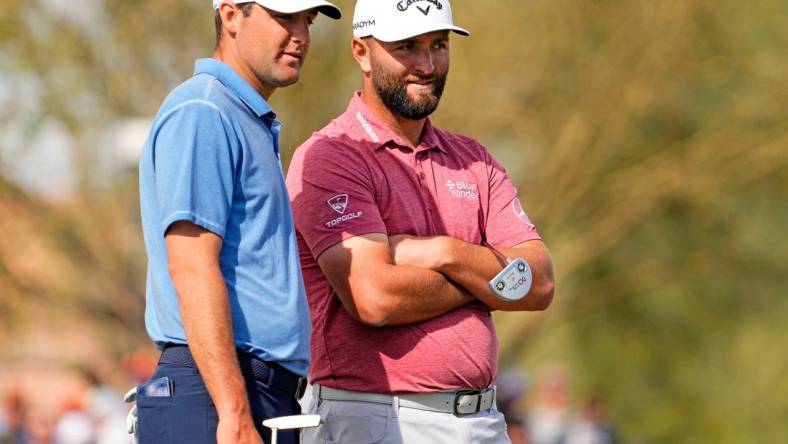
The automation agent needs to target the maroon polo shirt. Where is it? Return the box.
[286,92,541,393]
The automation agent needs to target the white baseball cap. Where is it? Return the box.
[213,0,342,20]
[352,0,469,42]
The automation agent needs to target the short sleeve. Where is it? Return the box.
[484,151,541,247]
[286,138,387,258]
[152,101,238,238]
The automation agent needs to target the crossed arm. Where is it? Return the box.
[317,233,475,327]
[390,235,555,311]
[317,232,555,327]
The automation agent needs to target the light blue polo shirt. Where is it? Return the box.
[139,58,310,376]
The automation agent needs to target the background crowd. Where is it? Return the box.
[0,350,155,444]
[0,360,617,444]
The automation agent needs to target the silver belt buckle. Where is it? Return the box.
[451,388,483,416]
[453,388,494,416]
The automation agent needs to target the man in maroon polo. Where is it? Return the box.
[286,0,555,442]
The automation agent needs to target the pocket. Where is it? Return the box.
[319,402,392,444]
[396,408,466,444]
[138,392,218,444]
[136,395,172,443]
[466,409,510,444]
[136,368,218,444]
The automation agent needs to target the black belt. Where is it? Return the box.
[159,345,306,398]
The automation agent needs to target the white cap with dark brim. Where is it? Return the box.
[213,0,342,20]
[352,0,468,42]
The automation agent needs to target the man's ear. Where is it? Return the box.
[351,38,372,74]
[218,2,242,38]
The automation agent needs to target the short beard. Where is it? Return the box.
[371,58,447,120]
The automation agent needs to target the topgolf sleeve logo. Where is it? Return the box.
[511,197,535,229]
[327,194,349,214]
[324,194,364,228]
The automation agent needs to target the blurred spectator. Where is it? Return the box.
[21,404,57,444]
[52,398,94,444]
[93,413,128,444]
[564,397,617,444]
[0,359,147,444]
[2,391,28,443]
[0,403,7,444]
[81,368,129,444]
[527,367,573,444]
[496,367,532,444]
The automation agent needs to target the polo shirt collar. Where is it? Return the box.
[347,91,446,154]
[194,58,275,119]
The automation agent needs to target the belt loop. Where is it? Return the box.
[391,395,400,418]
[265,363,276,388]
[316,384,323,408]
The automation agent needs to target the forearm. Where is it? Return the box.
[318,233,475,328]
[390,235,554,311]
[360,263,475,326]
[172,265,250,417]
[438,238,555,311]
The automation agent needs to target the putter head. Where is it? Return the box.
[262,414,322,430]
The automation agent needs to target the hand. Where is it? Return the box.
[389,235,453,271]
[216,413,264,444]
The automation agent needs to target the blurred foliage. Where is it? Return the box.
[1,0,787,442]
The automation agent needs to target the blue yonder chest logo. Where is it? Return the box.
[397,0,443,15]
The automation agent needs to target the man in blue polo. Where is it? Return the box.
[136,1,341,443]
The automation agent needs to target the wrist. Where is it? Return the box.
[216,408,254,429]
[214,394,252,419]
[433,236,461,273]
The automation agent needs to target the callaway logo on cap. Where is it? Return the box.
[213,0,342,19]
[353,0,469,42]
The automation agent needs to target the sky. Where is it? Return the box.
[0,113,150,201]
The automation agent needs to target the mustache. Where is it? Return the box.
[406,74,440,83]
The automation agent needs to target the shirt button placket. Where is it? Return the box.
[414,152,424,188]
[415,152,435,220]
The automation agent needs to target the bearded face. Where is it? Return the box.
[367,34,450,120]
